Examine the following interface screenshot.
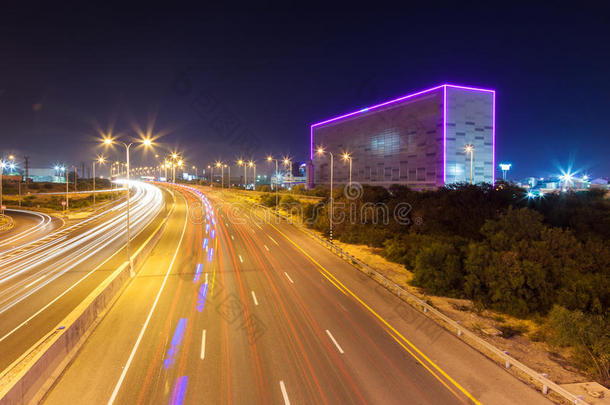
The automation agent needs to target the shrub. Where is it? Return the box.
[412,241,464,297]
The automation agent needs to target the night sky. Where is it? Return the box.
[1,4,608,180]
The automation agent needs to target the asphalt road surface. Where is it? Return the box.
[0,209,61,254]
[0,182,164,371]
[44,185,550,405]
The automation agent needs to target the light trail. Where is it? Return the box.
[0,181,163,316]
[0,210,53,252]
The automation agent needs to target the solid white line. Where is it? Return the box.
[251,290,259,306]
[238,254,244,263]
[108,193,189,404]
[264,244,270,251]
[284,272,294,284]
[201,329,206,359]
[268,235,279,245]
[326,329,344,354]
[253,222,263,230]
[280,381,291,405]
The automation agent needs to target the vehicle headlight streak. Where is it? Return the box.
[0,210,53,253]
[0,181,163,315]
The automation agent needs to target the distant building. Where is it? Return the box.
[29,168,65,183]
[309,84,495,189]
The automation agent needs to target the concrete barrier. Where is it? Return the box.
[0,188,175,405]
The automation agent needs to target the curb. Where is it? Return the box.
[217,189,588,405]
[0,188,175,405]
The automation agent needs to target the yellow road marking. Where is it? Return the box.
[266,223,481,405]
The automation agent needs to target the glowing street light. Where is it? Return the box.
[267,156,280,207]
[465,144,475,184]
[102,135,154,276]
[499,163,512,181]
[316,147,335,243]
[248,160,256,189]
[92,155,106,209]
[283,157,293,189]
[0,161,5,214]
[238,159,247,187]
[342,152,352,187]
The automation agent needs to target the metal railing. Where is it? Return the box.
[253,202,589,405]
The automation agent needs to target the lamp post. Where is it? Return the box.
[208,165,213,186]
[225,164,230,188]
[316,147,334,243]
[65,165,69,211]
[103,136,153,276]
[248,161,255,190]
[499,163,511,182]
[215,162,223,188]
[465,144,475,184]
[0,161,4,215]
[342,152,352,187]
[267,156,279,208]
[283,157,292,190]
[238,159,246,188]
[93,155,106,209]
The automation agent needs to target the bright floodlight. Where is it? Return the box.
[464,144,474,152]
[103,138,113,145]
[583,175,589,181]
[172,153,178,159]
[54,165,59,170]
[248,161,254,167]
[8,155,14,160]
[527,191,535,198]
[238,159,244,165]
[283,158,290,165]
[316,147,325,154]
[142,138,152,147]
[215,162,221,168]
[342,153,350,160]
[9,163,15,169]
[266,156,272,162]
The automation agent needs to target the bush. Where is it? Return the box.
[412,241,464,297]
[547,306,610,384]
[259,193,276,207]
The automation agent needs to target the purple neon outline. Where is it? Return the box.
[443,86,447,184]
[310,83,496,185]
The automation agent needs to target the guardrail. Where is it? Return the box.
[0,187,175,405]
[246,200,589,405]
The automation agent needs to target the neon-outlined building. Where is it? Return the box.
[309,84,495,189]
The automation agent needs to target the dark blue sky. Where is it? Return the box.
[1,4,608,179]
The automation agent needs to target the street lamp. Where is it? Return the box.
[499,163,512,182]
[224,164,230,188]
[267,156,279,208]
[248,161,255,190]
[465,144,475,184]
[238,159,246,187]
[283,157,292,190]
[102,135,153,276]
[0,161,5,214]
[316,147,334,243]
[93,155,106,209]
[342,152,352,187]
[215,162,223,188]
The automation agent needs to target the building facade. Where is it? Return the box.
[309,84,495,189]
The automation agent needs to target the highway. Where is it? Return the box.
[0,181,164,371]
[0,209,61,254]
[44,185,550,404]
